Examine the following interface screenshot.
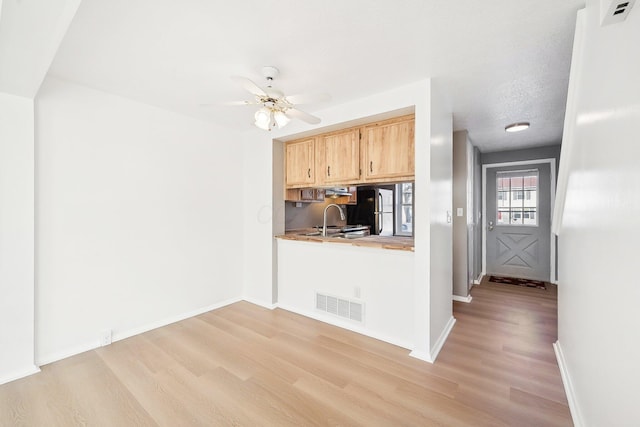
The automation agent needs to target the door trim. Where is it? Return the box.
[482,158,557,283]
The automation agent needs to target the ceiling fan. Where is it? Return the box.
[230,66,329,131]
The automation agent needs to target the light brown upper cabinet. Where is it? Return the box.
[318,128,360,185]
[285,137,316,188]
[362,115,415,183]
[284,114,415,190]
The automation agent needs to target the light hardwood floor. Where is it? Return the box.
[0,278,572,426]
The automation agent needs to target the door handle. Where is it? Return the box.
[488,220,494,231]
[378,193,384,234]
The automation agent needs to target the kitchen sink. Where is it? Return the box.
[297,231,367,239]
[330,231,367,239]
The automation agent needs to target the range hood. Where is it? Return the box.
[325,187,352,197]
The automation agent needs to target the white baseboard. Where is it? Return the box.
[0,364,41,386]
[242,297,277,310]
[452,295,473,303]
[37,296,243,366]
[553,341,583,427]
[113,296,243,343]
[473,274,483,285]
[408,349,432,363]
[37,341,100,367]
[429,316,456,361]
[276,302,413,350]
[410,316,457,363]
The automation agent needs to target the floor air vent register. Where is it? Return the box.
[316,292,364,323]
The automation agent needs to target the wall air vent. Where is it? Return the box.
[316,292,364,323]
[601,0,636,26]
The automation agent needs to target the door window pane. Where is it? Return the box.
[496,170,538,226]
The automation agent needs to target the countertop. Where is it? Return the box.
[275,228,414,251]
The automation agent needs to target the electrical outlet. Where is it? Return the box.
[100,329,112,347]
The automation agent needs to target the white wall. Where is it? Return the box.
[0,93,38,384]
[242,129,279,307]
[277,239,415,347]
[427,81,454,358]
[35,78,244,364]
[555,4,640,426]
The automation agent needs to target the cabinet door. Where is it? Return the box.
[320,129,360,184]
[363,118,415,181]
[285,138,315,188]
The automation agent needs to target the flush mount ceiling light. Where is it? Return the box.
[227,66,329,131]
[505,122,530,133]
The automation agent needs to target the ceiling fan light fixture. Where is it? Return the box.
[274,111,291,128]
[230,66,324,131]
[505,122,530,133]
[254,108,271,130]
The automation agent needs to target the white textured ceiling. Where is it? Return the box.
[47,0,585,152]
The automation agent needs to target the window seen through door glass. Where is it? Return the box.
[395,182,413,236]
[496,170,538,226]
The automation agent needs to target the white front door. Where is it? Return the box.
[485,163,551,281]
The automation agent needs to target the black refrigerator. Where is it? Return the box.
[346,187,394,236]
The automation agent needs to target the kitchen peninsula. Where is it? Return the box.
[264,81,453,364]
[276,230,414,251]
[276,114,420,350]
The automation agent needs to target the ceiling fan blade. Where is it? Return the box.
[284,93,331,105]
[224,100,258,106]
[199,100,257,107]
[230,76,266,97]
[286,108,321,125]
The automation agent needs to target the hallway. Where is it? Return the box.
[445,277,570,425]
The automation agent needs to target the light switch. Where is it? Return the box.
[457,208,464,217]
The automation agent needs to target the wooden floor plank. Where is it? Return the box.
[0,277,573,426]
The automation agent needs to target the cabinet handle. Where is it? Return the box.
[327,166,330,177]
[370,161,373,173]
[308,168,311,178]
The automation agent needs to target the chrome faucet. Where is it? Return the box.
[323,203,345,236]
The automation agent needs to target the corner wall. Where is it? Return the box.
[427,80,454,358]
[35,78,245,364]
[0,93,37,384]
[555,5,640,426]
